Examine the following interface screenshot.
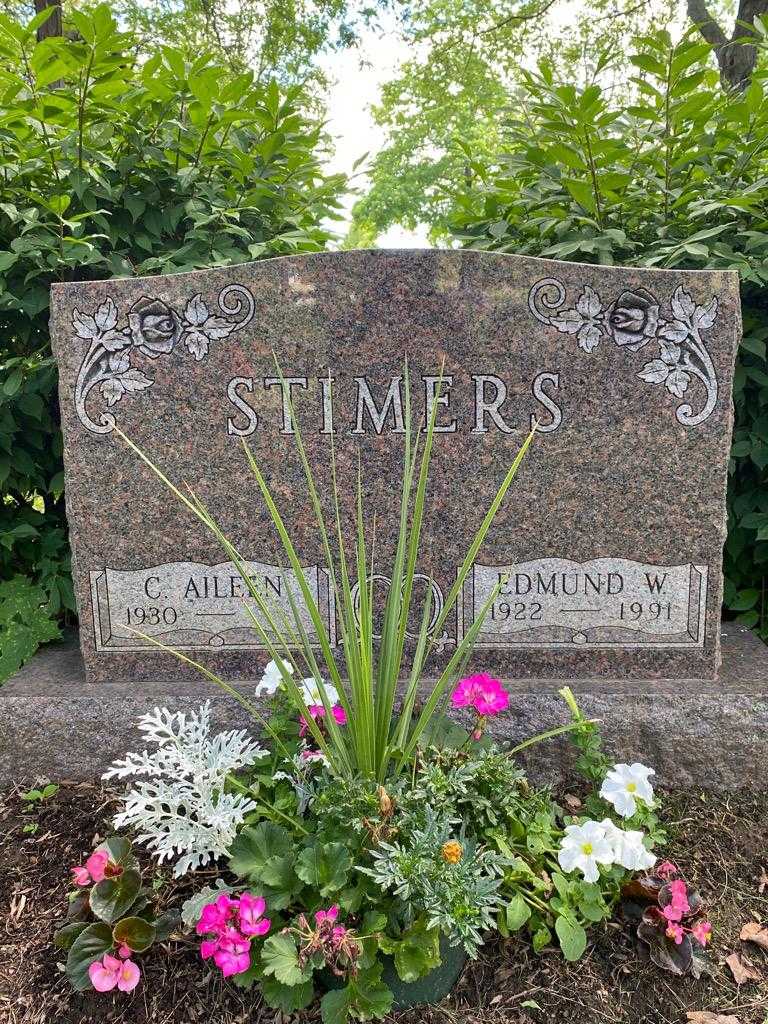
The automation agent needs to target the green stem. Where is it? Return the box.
[227,773,310,836]
[507,718,599,756]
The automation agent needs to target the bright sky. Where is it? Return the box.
[318,18,432,248]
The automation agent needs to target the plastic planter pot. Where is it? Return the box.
[383,935,468,1009]
[322,935,468,1011]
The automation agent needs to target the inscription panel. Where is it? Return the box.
[459,559,707,648]
[90,561,334,651]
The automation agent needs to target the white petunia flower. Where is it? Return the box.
[255,657,293,697]
[599,818,657,872]
[299,676,340,706]
[557,820,615,883]
[599,762,655,818]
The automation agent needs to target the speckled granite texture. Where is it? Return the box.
[49,251,740,683]
[1,626,765,790]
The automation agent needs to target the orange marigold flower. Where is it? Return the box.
[441,840,463,864]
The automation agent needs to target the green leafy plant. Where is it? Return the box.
[0,575,60,682]
[55,836,179,992]
[450,26,768,639]
[0,4,345,664]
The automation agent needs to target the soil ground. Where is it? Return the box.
[1,782,766,1024]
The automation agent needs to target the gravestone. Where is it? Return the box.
[49,250,740,686]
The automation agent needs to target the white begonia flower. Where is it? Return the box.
[299,676,340,706]
[255,657,293,697]
[599,818,657,872]
[557,820,615,883]
[599,762,655,818]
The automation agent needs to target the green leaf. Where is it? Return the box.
[391,921,441,983]
[260,933,312,987]
[563,178,596,214]
[532,923,552,953]
[505,894,531,932]
[66,923,114,991]
[112,915,156,952]
[321,987,351,1024]
[729,588,759,611]
[229,822,292,882]
[555,916,587,961]
[295,841,352,897]
[54,922,88,950]
[346,963,394,1020]
[90,868,141,925]
[261,975,315,1011]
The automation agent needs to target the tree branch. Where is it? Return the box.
[480,0,560,36]
[686,0,727,49]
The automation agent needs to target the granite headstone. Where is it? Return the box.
[49,250,740,684]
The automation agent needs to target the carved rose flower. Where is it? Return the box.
[127,297,182,357]
[606,288,660,351]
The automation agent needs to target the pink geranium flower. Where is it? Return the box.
[196,893,236,935]
[197,892,270,978]
[299,703,347,737]
[451,673,510,716]
[238,893,271,937]
[315,905,339,926]
[213,934,251,977]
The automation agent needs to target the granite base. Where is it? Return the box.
[1,625,766,790]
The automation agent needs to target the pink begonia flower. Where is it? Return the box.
[691,920,712,946]
[299,704,347,737]
[71,865,92,887]
[315,905,339,926]
[450,673,510,716]
[117,944,132,959]
[665,923,685,945]
[88,953,140,993]
[662,879,690,923]
[89,954,122,992]
[85,849,110,883]
[238,893,271,937]
[116,959,141,993]
[656,860,679,879]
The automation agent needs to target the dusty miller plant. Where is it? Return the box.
[103,701,267,875]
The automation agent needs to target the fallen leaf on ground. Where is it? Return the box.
[686,1013,741,1024]
[739,921,768,952]
[759,867,768,895]
[725,951,761,985]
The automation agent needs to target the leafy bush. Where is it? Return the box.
[449,28,768,639]
[0,5,345,676]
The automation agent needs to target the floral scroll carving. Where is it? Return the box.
[528,278,720,426]
[72,284,255,434]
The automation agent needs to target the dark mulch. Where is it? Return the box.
[1,782,767,1024]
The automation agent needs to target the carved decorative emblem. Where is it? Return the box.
[72,284,255,433]
[528,277,719,426]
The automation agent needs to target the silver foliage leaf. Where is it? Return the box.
[103,701,268,877]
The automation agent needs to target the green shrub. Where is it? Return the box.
[0,5,345,676]
[449,28,768,639]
